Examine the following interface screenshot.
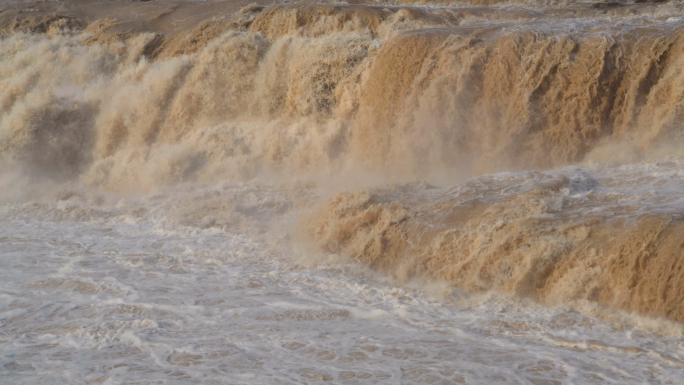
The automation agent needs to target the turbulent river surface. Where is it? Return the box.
[3,0,684,383]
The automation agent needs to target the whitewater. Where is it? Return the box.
[2,0,684,383]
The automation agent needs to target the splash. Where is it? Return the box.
[304,167,684,322]
[2,0,684,321]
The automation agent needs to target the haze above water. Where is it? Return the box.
[2,0,684,383]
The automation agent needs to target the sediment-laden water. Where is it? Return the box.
[2,0,684,383]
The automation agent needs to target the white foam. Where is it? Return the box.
[1,177,683,384]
